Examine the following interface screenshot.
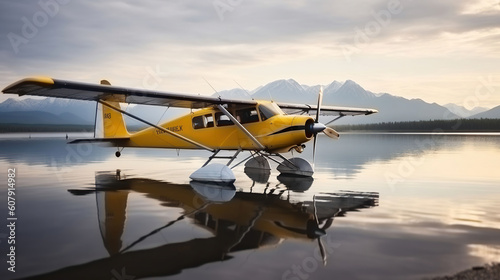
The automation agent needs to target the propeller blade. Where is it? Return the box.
[323,127,340,139]
[315,86,323,123]
[312,134,318,169]
[318,237,327,266]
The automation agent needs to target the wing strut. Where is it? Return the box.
[324,114,345,126]
[99,100,215,152]
[93,101,99,138]
[216,105,265,150]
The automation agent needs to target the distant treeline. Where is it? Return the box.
[336,118,500,132]
[0,124,94,133]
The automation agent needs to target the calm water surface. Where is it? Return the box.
[0,133,499,280]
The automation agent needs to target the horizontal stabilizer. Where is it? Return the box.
[68,138,130,147]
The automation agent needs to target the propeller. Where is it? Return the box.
[307,87,340,168]
[312,87,323,166]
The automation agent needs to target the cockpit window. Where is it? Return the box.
[236,107,260,124]
[258,103,282,121]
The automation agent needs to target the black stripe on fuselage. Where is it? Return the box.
[268,125,305,136]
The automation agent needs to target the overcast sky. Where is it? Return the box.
[1,0,499,108]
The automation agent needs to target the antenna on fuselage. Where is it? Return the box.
[233,80,254,101]
[157,106,170,125]
[267,89,274,102]
[203,77,221,99]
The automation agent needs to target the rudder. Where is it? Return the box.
[99,80,130,138]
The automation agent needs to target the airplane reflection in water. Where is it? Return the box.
[20,171,378,280]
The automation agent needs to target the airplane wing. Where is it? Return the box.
[2,76,258,109]
[277,102,378,116]
[2,77,378,115]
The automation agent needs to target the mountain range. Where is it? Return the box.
[0,98,95,125]
[0,79,498,127]
[443,103,489,118]
[216,79,496,124]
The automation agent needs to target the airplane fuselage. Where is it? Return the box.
[127,101,314,153]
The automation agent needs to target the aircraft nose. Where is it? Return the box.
[312,123,326,134]
[306,121,326,136]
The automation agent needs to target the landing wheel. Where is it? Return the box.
[115,151,121,158]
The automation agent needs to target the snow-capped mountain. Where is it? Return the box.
[324,81,343,95]
[0,97,95,125]
[323,80,376,106]
[252,79,312,103]
[0,97,95,123]
[230,79,463,124]
[0,98,33,111]
[216,88,251,100]
[0,111,89,125]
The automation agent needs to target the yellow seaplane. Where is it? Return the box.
[2,77,378,182]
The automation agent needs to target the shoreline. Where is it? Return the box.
[427,263,500,280]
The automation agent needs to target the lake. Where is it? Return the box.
[0,133,499,280]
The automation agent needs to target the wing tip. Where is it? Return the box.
[2,76,55,94]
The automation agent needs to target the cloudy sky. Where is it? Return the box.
[1,0,499,108]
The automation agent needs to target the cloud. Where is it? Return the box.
[2,0,498,61]
[1,0,499,106]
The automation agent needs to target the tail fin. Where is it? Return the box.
[99,80,130,138]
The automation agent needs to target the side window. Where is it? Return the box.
[236,107,260,124]
[192,116,205,129]
[216,112,234,126]
[205,114,214,127]
[193,114,215,129]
